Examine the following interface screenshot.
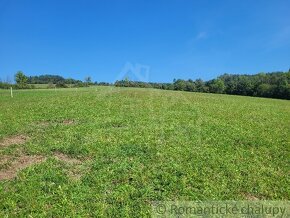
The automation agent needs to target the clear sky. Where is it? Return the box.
[0,0,289,83]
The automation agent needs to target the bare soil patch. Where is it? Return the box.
[242,192,259,200]
[0,155,12,169]
[0,155,46,180]
[54,152,82,164]
[0,155,11,165]
[62,120,75,125]
[0,135,29,148]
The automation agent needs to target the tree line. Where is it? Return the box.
[115,71,290,100]
[0,72,107,89]
[27,74,93,87]
[1,70,289,99]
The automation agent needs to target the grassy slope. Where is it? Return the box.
[0,86,289,217]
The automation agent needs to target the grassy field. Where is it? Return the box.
[0,86,289,217]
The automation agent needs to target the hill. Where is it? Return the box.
[0,87,289,216]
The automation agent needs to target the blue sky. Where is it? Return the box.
[0,0,289,83]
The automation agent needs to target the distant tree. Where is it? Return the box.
[174,79,186,91]
[236,76,254,96]
[27,75,65,84]
[85,76,91,82]
[73,82,86,87]
[98,82,111,86]
[65,78,75,84]
[124,76,130,82]
[195,79,205,92]
[274,77,289,99]
[256,84,274,97]
[84,76,92,86]
[56,81,67,88]
[15,71,28,88]
[185,80,196,92]
[209,79,225,93]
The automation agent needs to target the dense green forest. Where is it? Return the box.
[115,71,290,100]
[27,75,82,84]
[1,71,289,99]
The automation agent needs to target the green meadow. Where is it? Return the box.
[0,86,289,217]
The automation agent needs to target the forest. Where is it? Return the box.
[115,71,290,100]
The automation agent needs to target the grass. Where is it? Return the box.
[30,84,51,89]
[0,86,289,217]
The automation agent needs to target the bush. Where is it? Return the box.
[56,81,68,88]
[0,82,11,89]
[47,83,55,89]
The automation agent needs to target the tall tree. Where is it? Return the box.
[15,71,28,88]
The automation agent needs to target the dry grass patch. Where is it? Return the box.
[36,121,51,127]
[0,155,12,169]
[62,120,75,125]
[53,152,88,181]
[54,152,82,164]
[35,119,76,128]
[242,192,259,200]
[0,135,29,148]
[0,155,11,164]
[0,155,46,180]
